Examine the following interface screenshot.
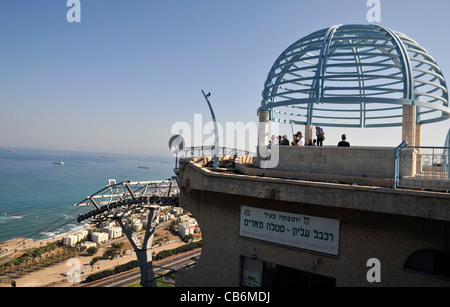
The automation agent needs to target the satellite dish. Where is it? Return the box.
[168,135,185,154]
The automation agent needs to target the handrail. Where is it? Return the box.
[394,143,449,191]
[393,141,408,189]
[444,129,450,176]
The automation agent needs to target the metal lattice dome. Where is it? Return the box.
[260,24,450,128]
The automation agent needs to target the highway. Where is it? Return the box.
[79,249,201,287]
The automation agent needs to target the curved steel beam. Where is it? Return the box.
[261,24,450,128]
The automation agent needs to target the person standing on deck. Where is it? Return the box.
[316,126,325,146]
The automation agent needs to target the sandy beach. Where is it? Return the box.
[0,225,94,287]
[0,222,184,287]
[0,225,93,261]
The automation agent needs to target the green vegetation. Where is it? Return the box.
[181,234,194,243]
[111,242,124,249]
[85,260,139,283]
[169,219,181,233]
[90,257,101,267]
[86,246,98,256]
[0,243,57,268]
[127,273,175,287]
[153,240,202,261]
[0,242,83,279]
[85,240,202,284]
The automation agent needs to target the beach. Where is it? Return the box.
[0,225,94,287]
[0,222,186,287]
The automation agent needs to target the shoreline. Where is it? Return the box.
[0,220,191,287]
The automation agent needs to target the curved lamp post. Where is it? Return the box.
[202,90,219,169]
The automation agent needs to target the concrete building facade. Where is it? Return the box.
[91,232,109,244]
[176,157,450,287]
[173,24,450,287]
[106,226,123,240]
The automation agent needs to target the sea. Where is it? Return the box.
[0,147,175,243]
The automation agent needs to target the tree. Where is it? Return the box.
[103,248,121,260]
[111,242,124,249]
[181,234,194,243]
[90,257,100,268]
[86,246,98,256]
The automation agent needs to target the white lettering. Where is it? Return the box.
[366,0,381,23]
[66,258,81,283]
[66,0,81,23]
[180,291,214,304]
[366,258,381,282]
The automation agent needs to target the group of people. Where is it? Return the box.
[268,126,351,148]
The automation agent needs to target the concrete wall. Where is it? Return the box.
[254,145,396,179]
[176,160,450,287]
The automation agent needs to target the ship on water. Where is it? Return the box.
[52,161,64,165]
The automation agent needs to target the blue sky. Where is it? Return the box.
[0,0,449,156]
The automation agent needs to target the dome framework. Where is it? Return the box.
[260,24,450,128]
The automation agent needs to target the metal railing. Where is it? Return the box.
[179,146,255,158]
[394,143,449,192]
[173,146,256,172]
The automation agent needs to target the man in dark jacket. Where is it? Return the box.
[338,134,350,147]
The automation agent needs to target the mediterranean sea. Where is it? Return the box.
[0,147,174,243]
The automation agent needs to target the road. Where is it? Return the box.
[78,249,201,287]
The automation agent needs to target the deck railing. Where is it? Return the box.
[394,143,449,192]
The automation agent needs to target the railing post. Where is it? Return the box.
[393,141,408,189]
[444,129,450,177]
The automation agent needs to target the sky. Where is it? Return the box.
[0,0,449,156]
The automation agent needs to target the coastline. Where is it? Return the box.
[0,224,94,263]
[0,147,175,257]
[0,220,190,287]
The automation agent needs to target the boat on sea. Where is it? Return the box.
[138,166,149,169]
[53,161,64,165]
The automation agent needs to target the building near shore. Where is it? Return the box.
[62,235,78,247]
[82,241,97,249]
[76,230,89,242]
[178,218,198,237]
[91,232,109,244]
[105,226,123,240]
[172,207,184,217]
[176,25,450,287]
[62,229,89,246]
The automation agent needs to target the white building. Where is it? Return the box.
[106,226,123,240]
[178,218,198,237]
[63,229,90,246]
[100,221,116,228]
[132,219,143,231]
[91,232,109,244]
[63,235,78,246]
[172,207,184,217]
[178,222,196,236]
[76,230,89,241]
[82,241,97,249]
